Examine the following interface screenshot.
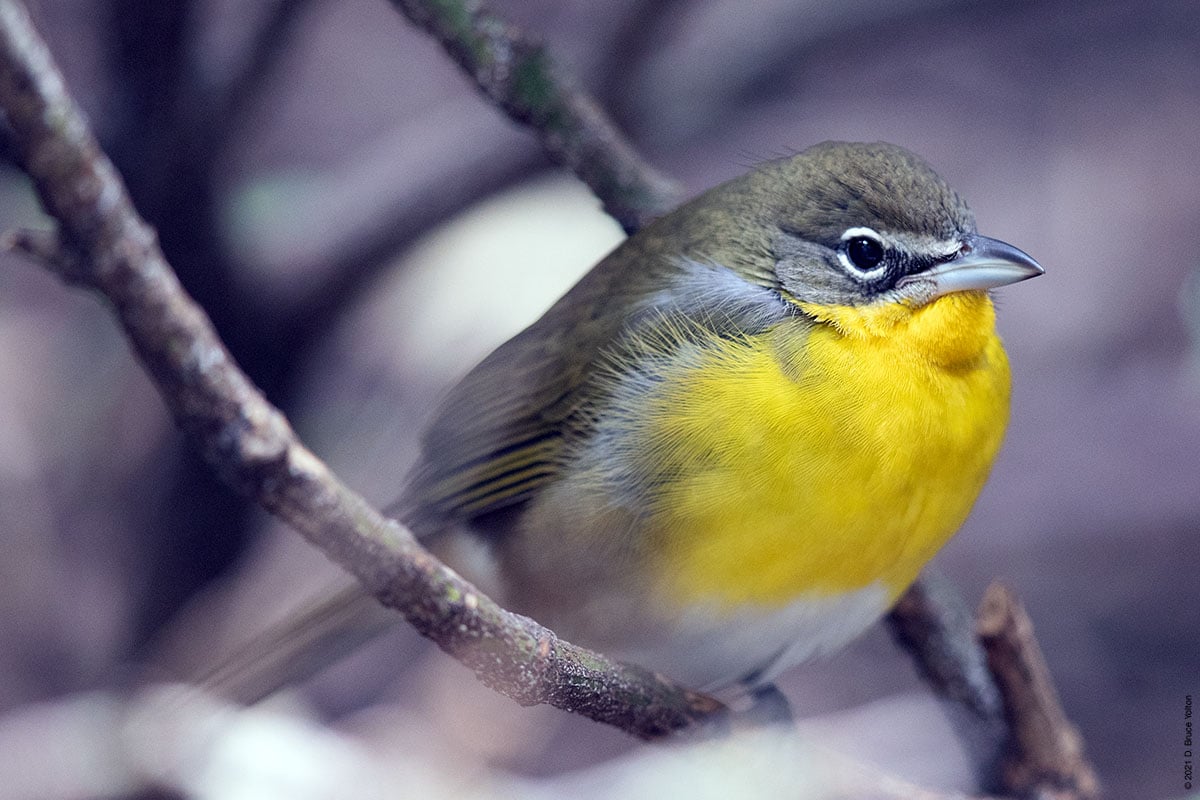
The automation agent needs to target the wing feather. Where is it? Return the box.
[396,248,798,533]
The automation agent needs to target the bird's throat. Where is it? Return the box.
[797,290,998,369]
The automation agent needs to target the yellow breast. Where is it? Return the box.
[646,290,1011,608]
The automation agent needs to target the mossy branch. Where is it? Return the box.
[389,0,681,233]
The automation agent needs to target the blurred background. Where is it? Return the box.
[0,0,1197,798]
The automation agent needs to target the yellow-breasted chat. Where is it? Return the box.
[397,140,1042,693]
[209,140,1041,706]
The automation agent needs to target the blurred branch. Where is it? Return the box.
[205,0,318,158]
[277,103,541,350]
[388,0,681,233]
[888,573,1008,788]
[625,0,980,146]
[103,0,197,197]
[889,573,1003,721]
[101,3,246,635]
[595,0,690,108]
[977,583,1100,800]
[0,0,722,739]
[280,155,537,350]
[0,112,15,165]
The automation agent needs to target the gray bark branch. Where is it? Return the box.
[0,0,723,739]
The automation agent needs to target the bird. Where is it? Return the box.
[202,141,1041,708]
[392,140,1042,696]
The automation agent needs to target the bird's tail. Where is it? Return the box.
[192,580,399,704]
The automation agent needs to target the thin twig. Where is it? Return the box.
[977,583,1100,800]
[0,0,723,739]
[388,0,681,233]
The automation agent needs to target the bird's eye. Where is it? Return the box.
[845,235,884,272]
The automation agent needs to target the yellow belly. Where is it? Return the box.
[647,291,1011,608]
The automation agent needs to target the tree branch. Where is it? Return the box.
[0,0,722,739]
[887,572,1008,791]
[977,583,1100,800]
[388,0,681,233]
[889,572,1003,721]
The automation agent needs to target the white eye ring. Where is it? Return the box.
[837,227,888,279]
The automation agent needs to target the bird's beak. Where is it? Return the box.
[905,234,1043,298]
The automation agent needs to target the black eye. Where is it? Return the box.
[845,236,884,272]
